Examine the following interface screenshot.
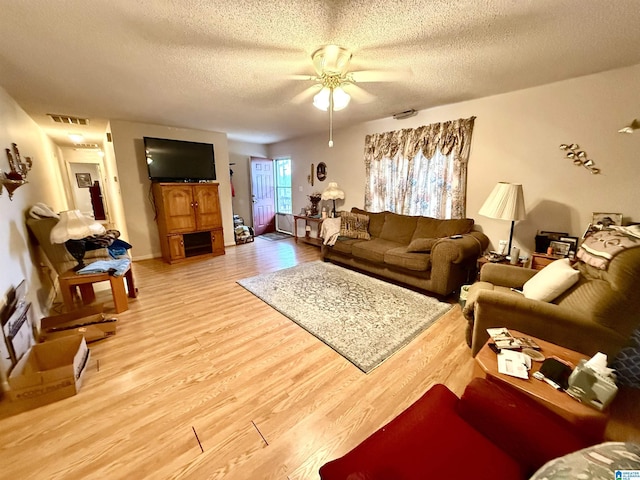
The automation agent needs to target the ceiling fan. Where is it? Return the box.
[290,44,405,147]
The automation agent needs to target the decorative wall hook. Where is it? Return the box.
[1,143,33,200]
[559,144,600,174]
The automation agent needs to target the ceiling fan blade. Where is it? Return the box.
[284,74,318,81]
[343,84,376,104]
[350,69,411,83]
[291,85,321,104]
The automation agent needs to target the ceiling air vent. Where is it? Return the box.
[47,113,89,125]
[74,143,100,149]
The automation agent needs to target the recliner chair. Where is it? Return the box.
[463,246,640,358]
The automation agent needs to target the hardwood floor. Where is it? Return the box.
[1,238,638,479]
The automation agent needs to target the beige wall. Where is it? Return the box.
[268,63,640,255]
[0,86,69,381]
[109,120,234,260]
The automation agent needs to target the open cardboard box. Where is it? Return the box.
[39,304,117,343]
[7,334,90,408]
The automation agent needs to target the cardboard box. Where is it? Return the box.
[8,335,90,407]
[39,304,117,343]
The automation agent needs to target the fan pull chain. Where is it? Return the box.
[328,88,334,147]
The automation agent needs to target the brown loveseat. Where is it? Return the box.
[463,245,640,358]
[321,208,489,296]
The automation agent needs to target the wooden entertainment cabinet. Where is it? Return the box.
[151,182,225,263]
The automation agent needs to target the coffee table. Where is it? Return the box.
[474,330,609,440]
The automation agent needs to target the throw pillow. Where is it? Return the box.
[340,211,371,240]
[530,442,640,480]
[522,258,580,302]
[406,237,437,253]
[611,327,640,388]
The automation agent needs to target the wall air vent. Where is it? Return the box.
[392,109,418,120]
[47,113,89,125]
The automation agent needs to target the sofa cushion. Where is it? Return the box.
[330,237,365,255]
[340,211,371,240]
[352,238,403,264]
[384,247,431,271]
[435,218,475,237]
[352,208,387,238]
[411,216,441,240]
[523,259,580,302]
[406,237,437,253]
[379,212,417,244]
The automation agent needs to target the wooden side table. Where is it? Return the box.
[530,252,564,270]
[293,215,324,247]
[476,255,525,279]
[474,330,609,439]
[59,265,136,313]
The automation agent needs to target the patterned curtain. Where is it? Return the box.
[364,116,475,219]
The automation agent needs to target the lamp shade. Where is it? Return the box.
[321,182,345,201]
[478,183,526,221]
[50,209,105,244]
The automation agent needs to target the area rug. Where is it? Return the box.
[237,261,452,373]
[258,231,293,241]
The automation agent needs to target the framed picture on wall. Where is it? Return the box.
[75,173,92,188]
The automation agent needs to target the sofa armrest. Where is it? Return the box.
[469,289,628,357]
[459,378,593,475]
[432,231,489,264]
[479,263,538,286]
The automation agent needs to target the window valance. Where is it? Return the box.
[364,116,476,165]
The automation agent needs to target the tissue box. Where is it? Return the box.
[566,360,618,411]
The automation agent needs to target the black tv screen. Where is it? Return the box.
[144,137,216,182]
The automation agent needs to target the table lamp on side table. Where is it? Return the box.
[50,209,106,270]
[479,182,526,258]
[321,182,345,218]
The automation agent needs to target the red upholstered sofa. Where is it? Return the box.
[319,378,596,480]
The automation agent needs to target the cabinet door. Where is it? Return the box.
[194,184,222,230]
[162,185,197,233]
[168,235,185,261]
[211,228,225,255]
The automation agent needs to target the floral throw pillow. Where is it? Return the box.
[339,212,371,240]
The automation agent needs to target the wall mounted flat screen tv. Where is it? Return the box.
[144,137,216,182]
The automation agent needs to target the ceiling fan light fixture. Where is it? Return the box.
[313,86,350,111]
[313,87,330,111]
[332,87,351,111]
[312,45,352,75]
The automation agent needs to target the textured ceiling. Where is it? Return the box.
[1,0,640,147]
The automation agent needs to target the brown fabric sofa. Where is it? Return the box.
[463,246,640,358]
[321,208,489,296]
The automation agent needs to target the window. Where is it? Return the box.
[364,117,475,218]
[275,157,292,214]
